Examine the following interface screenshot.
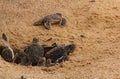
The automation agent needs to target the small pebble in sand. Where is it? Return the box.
[80,35,86,38]
[21,75,27,79]
[21,76,23,79]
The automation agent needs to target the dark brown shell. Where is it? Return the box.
[13,50,27,64]
[23,40,44,66]
[45,44,76,63]
[45,45,66,63]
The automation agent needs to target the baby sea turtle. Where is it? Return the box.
[13,49,28,65]
[23,37,45,66]
[33,13,67,30]
[45,43,76,65]
[0,33,15,62]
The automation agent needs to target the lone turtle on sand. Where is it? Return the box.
[33,13,67,30]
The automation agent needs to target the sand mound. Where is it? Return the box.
[0,0,120,79]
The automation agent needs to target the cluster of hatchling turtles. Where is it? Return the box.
[0,13,76,67]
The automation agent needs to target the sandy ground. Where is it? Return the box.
[0,0,120,79]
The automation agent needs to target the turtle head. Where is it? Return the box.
[2,33,10,47]
[56,13,62,17]
[33,20,43,26]
[2,33,8,42]
[32,37,39,43]
[64,44,76,55]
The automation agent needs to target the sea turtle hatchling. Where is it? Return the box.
[0,33,15,62]
[45,43,76,66]
[33,13,67,30]
[13,49,28,65]
[23,37,45,66]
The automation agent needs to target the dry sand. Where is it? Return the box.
[0,0,120,79]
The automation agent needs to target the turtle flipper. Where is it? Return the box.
[59,18,67,26]
[33,19,43,26]
[44,21,51,30]
[2,33,10,47]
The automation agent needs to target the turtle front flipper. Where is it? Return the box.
[59,18,67,26]
[33,19,43,26]
[44,21,51,30]
[2,33,10,47]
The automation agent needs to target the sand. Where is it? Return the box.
[0,0,120,79]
